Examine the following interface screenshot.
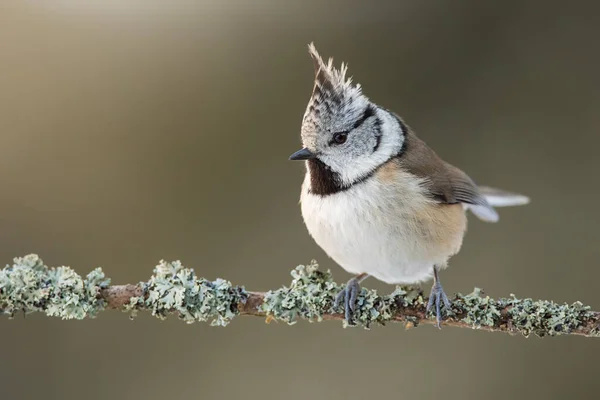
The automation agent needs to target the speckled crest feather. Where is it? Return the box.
[306,42,364,107]
[308,43,360,94]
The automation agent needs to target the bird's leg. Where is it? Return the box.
[426,266,452,328]
[334,273,369,324]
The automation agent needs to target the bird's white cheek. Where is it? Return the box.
[336,156,379,185]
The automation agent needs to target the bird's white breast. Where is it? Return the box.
[300,166,467,284]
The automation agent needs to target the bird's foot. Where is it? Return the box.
[333,274,366,325]
[426,276,452,329]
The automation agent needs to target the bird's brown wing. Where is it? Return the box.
[398,128,499,222]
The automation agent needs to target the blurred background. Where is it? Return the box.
[1,1,599,399]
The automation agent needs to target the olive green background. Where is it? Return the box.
[1,1,599,399]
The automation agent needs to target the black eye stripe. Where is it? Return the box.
[326,105,377,146]
[373,134,382,153]
[372,118,382,153]
[352,105,375,130]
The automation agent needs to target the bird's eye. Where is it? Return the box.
[333,132,348,145]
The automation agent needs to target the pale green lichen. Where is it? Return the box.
[453,288,598,337]
[125,260,247,326]
[261,260,338,325]
[1,256,598,336]
[260,260,425,329]
[0,254,110,319]
[454,288,500,327]
[260,262,598,336]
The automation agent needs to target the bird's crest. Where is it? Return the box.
[307,43,363,105]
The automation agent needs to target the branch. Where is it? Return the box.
[1,254,598,337]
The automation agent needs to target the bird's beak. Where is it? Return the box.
[289,147,316,161]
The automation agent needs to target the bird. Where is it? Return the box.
[289,43,530,327]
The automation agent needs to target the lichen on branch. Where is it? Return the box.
[259,260,424,328]
[1,254,599,337]
[0,254,109,319]
[125,259,247,326]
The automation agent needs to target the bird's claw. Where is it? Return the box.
[426,280,452,328]
[334,277,361,324]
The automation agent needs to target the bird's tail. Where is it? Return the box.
[467,186,530,223]
[478,186,530,207]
